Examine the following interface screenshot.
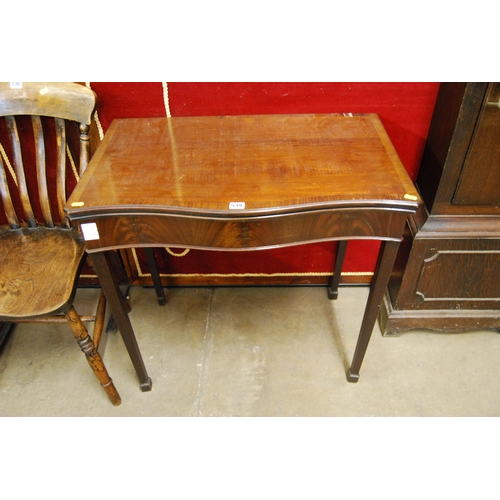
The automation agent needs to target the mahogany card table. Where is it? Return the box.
[66,114,420,392]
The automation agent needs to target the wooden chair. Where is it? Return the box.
[0,82,121,406]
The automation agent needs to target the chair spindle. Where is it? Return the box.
[79,123,91,175]
[55,118,67,224]
[0,151,19,228]
[6,116,36,227]
[32,116,54,228]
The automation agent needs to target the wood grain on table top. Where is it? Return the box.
[67,114,420,217]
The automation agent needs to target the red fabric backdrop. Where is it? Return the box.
[0,82,439,284]
[86,82,439,285]
[0,82,439,285]
[90,82,438,181]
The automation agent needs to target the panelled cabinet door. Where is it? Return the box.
[453,82,500,207]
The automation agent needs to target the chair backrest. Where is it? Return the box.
[0,83,96,230]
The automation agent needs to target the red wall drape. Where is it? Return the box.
[90,82,440,285]
[0,82,440,285]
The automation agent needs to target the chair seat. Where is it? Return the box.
[0,227,86,320]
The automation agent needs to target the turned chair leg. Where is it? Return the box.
[65,306,121,406]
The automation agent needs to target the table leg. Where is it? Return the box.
[347,240,400,382]
[328,240,347,299]
[145,248,166,306]
[91,251,153,392]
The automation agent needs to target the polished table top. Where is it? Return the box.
[67,114,419,221]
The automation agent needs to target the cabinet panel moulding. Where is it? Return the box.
[416,250,500,302]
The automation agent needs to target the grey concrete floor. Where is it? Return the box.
[1,285,499,417]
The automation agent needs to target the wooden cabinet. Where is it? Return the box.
[379,83,500,335]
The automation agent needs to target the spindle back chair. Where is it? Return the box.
[0,82,121,405]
